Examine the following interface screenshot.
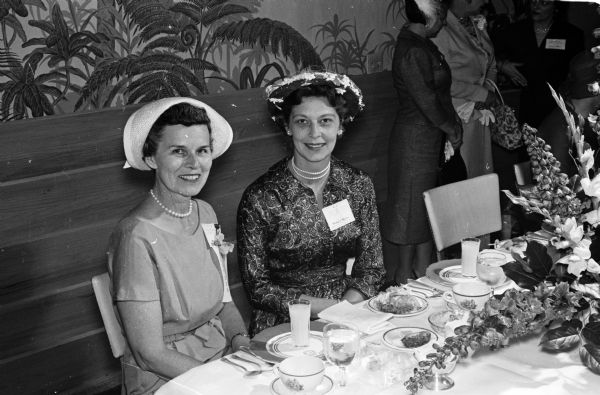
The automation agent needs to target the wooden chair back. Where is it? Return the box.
[91,273,126,359]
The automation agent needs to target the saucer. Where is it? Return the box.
[266,331,324,359]
[270,375,333,395]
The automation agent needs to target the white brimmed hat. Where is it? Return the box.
[123,97,233,170]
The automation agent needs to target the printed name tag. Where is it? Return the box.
[322,199,355,231]
[546,39,566,50]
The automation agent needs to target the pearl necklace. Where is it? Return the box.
[291,158,330,180]
[150,189,193,218]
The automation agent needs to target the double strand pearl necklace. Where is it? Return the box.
[150,189,193,218]
[291,158,330,180]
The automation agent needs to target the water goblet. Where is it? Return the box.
[476,251,506,287]
[424,352,459,391]
[322,322,360,387]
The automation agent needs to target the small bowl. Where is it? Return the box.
[275,355,325,392]
[428,310,469,336]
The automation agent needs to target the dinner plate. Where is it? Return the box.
[367,293,429,317]
[381,327,438,352]
[266,331,324,359]
[270,375,333,395]
[426,259,511,288]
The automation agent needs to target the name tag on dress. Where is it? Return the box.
[546,39,566,50]
[322,199,355,231]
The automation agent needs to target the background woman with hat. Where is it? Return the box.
[108,98,248,393]
[237,70,385,336]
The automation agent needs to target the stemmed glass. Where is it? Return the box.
[424,352,459,391]
[476,250,506,287]
[322,322,360,387]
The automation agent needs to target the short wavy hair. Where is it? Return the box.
[405,0,448,25]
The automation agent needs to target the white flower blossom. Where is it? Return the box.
[581,148,595,173]
[581,174,600,198]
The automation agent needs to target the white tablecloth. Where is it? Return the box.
[156,292,599,395]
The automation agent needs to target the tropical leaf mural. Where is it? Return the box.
[75,0,321,109]
[0,0,396,121]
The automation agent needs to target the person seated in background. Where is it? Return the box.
[432,0,498,179]
[108,98,249,394]
[494,0,583,128]
[237,70,385,336]
[538,50,600,178]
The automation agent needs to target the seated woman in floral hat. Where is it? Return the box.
[237,70,385,335]
[108,98,248,394]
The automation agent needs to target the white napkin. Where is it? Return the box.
[318,301,393,335]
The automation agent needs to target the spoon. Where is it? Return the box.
[222,356,265,377]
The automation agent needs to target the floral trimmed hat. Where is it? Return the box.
[265,70,365,122]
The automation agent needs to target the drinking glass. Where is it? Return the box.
[461,238,480,277]
[476,251,506,287]
[288,299,311,347]
[424,352,459,391]
[323,322,360,387]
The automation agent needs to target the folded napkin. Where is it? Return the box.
[318,300,393,335]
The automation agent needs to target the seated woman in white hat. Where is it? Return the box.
[108,98,248,394]
[237,70,385,336]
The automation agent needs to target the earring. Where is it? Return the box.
[337,129,344,136]
[286,129,292,136]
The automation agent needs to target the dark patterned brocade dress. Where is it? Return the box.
[382,26,457,245]
[237,156,385,335]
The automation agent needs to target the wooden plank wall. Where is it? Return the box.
[0,71,397,394]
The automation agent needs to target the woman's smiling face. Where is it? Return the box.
[146,124,213,198]
[288,96,341,170]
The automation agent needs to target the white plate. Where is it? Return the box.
[367,293,429,317]
[381,327,438,352]
[427,259,510,288]
[266,331,323,359]
[270,375,333,395]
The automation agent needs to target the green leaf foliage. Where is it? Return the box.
[502,241,553,290]
[583,321,600,346]
[214,18,322,69]
[580,344,600,374]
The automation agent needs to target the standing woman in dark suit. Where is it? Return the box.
[382,0,463,284]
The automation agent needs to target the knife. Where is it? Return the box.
[246,341,284,363]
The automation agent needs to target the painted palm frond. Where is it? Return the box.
[1,13,27,47]
[23,3,109,104]
[214,18,322,69]
[386,0,405,22]
[0,52,61,120]
[0,48,21,68]
[378,31,396,61]
[311,14,352,44]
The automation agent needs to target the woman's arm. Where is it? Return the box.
[237,189,304,317]
[118,301,200,379]
[344,176,385,299]
[217,302,250,351]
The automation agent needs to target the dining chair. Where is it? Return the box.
[423,173,502,257]
[91,272,126,359]
[513,161,532,186]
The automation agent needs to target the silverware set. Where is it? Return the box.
[222,350,274,377]
[405,280,444,297]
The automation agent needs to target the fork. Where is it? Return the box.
[222,357,265,377]
[406,280,444,297]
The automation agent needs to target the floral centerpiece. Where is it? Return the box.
[405,86,600,393]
